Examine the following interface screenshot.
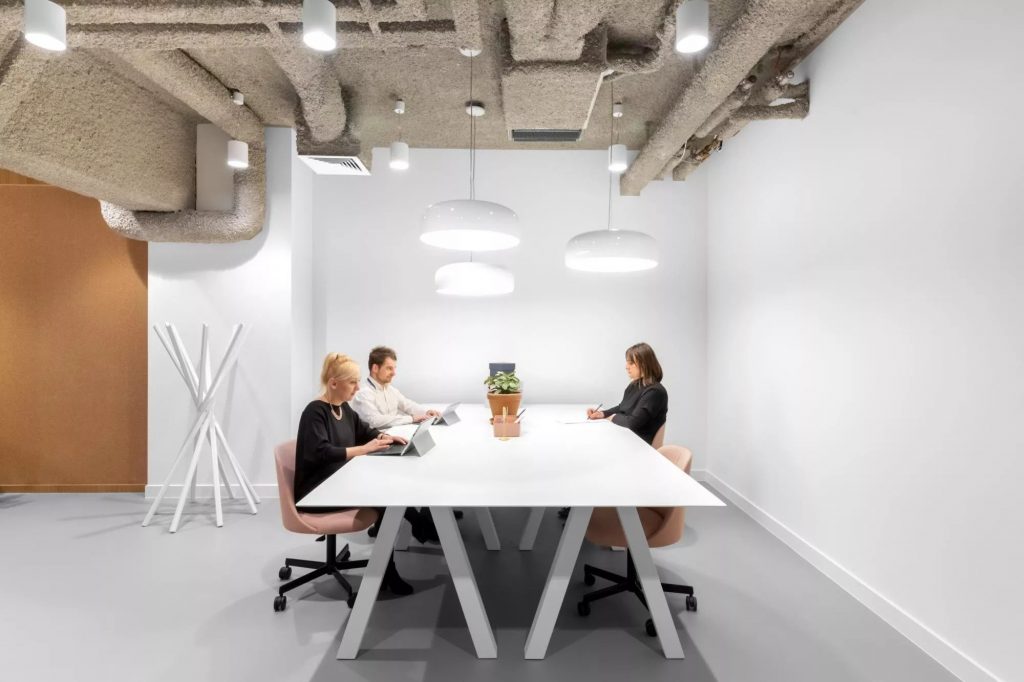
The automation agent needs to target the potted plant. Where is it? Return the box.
[484,370,522,418]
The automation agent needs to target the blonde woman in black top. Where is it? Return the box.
[295,352,431,596]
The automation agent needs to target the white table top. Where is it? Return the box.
[297,404,725,509]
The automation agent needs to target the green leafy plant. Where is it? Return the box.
[484,371,521,394]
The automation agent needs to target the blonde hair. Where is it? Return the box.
[320,352,360,389]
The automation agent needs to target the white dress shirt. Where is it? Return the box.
[351,377,426,429]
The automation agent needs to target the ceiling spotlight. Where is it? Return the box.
[394,99,406,115]
[231,90,244,106]
[607,88,626,173]
[23,0,66,52]
[389,141,409,171]
[675,0,709,54]
[303,0,337,52]
[227,140,249,169]
[608,144,627,173]
[465,101,485,117]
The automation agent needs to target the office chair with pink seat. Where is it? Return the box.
[577,444,698,637]
[272,440,378,612]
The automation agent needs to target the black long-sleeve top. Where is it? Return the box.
[293,400,380,504]
[604,381,668,445]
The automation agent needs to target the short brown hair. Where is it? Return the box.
[626,342,663,385]
[368,346,397,372]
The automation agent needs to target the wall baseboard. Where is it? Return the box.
[0,484,145,493]
[701,471,1000,682]
[145,483,279,500]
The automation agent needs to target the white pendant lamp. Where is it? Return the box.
[422,199,518,251]
[566,229,658,272]
[675,0,710,54]
[23,0,66,52]
[303,0,337,51]
[435,262,514,296]
[421,47,519,252]
[227,140,249,169]
[566,83,658,273]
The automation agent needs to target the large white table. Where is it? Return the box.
[296,403,724,660]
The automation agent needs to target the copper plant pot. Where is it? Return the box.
[486,392,522,418]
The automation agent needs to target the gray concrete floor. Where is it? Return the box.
[0,490,958,682]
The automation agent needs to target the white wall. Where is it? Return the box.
[705,1,1023,680]
[148,127,311,494]
[314,149,708,462]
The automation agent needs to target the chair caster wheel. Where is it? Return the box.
[278,566,292,580]
[347,592,357,608]
[273,595,287,612]
[583,572,596,586]
[577,601,591,617]
[645,619,657,637]
[686,595,698,612]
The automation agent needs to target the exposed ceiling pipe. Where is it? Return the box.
[271,48,346,145]
[101,148,265,243]
[118,50,264,145]
[619,0,810,196]
[663,0,863,183]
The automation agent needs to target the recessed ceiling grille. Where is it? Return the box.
[298,155,371,176]
[510,129,583,143]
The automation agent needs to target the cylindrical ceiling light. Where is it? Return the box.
[23,0,66,52]
[389,141,409,170]
[422,200,519,251]
[302,0,337,52]
[435,262,514,296]
[565,230,658,273]
[675,0,710,54]
[608,144,627,173]
[227,140,249,169]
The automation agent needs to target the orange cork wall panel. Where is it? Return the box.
[0,185,147,492]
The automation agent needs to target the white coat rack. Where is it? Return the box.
[144,323,260,533]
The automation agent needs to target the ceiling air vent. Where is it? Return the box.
[298,155,371,176]
[510,129,583,143]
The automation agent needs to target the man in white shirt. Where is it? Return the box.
[352,346,440,429]
[353,346,458,539]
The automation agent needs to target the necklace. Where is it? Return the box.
[323,393,343,420]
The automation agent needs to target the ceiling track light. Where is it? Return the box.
[675,0,710,54]
[23,0,66,52]
[227,140,249,169]
[302,0,337,52]
[230,90,244,106]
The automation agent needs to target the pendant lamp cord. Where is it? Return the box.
[469,52,476,201]
[607,80,614,231]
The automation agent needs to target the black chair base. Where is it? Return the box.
[577,550,697,637]
[274,534,368,612]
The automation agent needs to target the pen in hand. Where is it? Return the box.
[588,403,603,419]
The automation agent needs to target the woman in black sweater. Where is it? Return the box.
[294,352,426,596]
[587,342,668,445]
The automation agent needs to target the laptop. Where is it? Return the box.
[373,419,435,457]
[433,402,461,426]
